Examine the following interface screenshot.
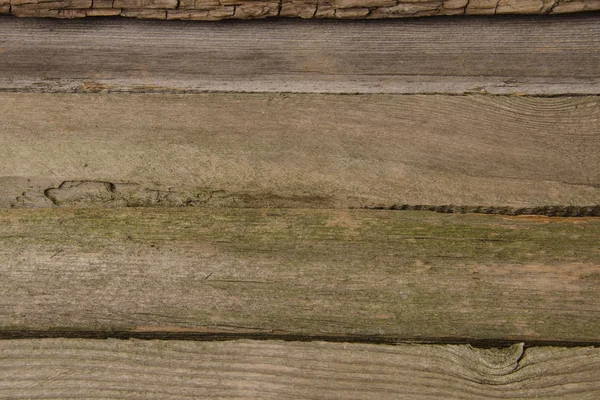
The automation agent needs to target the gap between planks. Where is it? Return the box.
[3,330,600,348]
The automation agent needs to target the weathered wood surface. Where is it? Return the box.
[1,208,600,342]
[3,0,600,19]
[1,93,599,210]
[1,16,599,95]
[1,339,600,399]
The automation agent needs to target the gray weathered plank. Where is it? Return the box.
[0,16,599,94]
[1,339,600,399]
[1,93,599,210]
[1,208,600,342]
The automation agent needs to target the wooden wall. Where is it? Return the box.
[0,13,599,398]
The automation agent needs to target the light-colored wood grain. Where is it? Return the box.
[1,208,600,341]
[1,339,600,399]
[1,93,599,210]
[1,16,599,94]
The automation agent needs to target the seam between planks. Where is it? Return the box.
[1,330,600,348]
[1,89,600,97]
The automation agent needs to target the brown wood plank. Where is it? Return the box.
[1,93,599,210]
[0,16,599,94]
[1,339,600,399]
[1,208,600,342]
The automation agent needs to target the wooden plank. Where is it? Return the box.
[0,16,599,95]
[1,93,599,210]
[1,339,600,399]
[5,0,600,20]
[1,208,600,342]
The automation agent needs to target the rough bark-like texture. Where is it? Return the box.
[3,0,600,18]
[2,17,599,95]
[1,93,599,210]
[1,340,600,399]
[1,208,600,342]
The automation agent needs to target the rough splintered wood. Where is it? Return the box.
[4,0,600,19]
[1,17,600,95]
[1,93,599,210]
[1,208,600,342]
[1,340,600,399]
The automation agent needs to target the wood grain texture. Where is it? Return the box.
[4,0,600,19]
[1,208,600,342]
[1,16,599,94]
[1,93,599,210]
[1,339,600,399]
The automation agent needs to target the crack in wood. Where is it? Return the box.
[367,204,600,217]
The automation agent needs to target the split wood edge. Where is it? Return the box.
[2,179,598,217]
[2,0,599,19]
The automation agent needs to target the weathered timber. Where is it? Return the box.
[1,208,600,342]
[3,0,600,19]
[1,93,599,210]
[1,17,599,95]
[1,339,600,399]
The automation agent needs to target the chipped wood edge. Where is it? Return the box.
[2,0,600,19]
[6,179,600,217]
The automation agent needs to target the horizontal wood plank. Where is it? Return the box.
[1,93,599,210]
[1,208,600,342]
[1,16,599,94]
[1,339,600,399]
